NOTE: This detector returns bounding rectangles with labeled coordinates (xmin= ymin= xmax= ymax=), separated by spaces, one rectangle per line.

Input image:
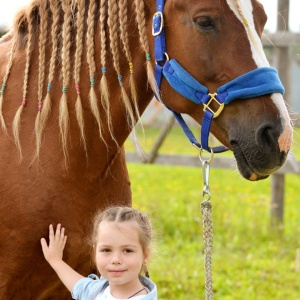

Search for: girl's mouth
xmin=109 ymin=270 xmax=126 ymax=276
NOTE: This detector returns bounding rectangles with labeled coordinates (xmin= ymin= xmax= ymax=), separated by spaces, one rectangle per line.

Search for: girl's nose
xmin=111 ymin=253 xmax=121 ymax=264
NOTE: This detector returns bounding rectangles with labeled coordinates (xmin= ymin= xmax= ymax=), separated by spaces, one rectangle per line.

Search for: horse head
xmin=150 ymin=0 xmax=293 ymax=180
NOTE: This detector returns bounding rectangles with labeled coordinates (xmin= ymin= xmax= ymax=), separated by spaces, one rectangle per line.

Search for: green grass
xmin=125 ymin=126 xmax=300 ymax=300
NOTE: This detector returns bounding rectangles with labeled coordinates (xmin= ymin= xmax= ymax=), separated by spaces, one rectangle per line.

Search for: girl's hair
xmin=91 ymin=206 xmax=152 ymax=252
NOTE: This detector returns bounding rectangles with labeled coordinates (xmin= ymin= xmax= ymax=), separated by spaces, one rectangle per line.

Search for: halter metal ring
xmin=192 ymin=144 xmax=214 ymax=163
xmin=199 ymin=147 xmax=214 ymax=163
xmin=155 ymin=52 xmax=169 ymax=65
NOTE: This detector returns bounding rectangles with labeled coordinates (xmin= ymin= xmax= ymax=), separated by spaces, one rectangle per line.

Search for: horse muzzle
xmin=230 ymin=119 xmax=290 ymax=181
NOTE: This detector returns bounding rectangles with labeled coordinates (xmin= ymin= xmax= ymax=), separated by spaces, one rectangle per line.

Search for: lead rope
xmin=199 ymin=151 xmax=214 ymax=300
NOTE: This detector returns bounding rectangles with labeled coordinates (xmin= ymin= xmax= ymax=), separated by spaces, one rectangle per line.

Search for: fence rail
xmin=262 ymin=32 xmax=300 ymax=46
xmin=126 ymin=153 xmax=300 ymax=175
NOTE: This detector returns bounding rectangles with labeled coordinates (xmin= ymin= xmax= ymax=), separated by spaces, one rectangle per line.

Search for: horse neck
xmin=0 ymin=0 xmax=156 ymax=168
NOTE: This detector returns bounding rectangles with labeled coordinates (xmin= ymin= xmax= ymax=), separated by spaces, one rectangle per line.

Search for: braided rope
xmin=201 ymin=199 xmax=213 ymax=300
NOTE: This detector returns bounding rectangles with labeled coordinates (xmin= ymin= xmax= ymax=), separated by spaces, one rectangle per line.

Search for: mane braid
xmin=108 ymin=0 xmax=135 ymax=132
xmin=74 ymin=0 xmax=87 ymax=153
xmin=118 ymin=0 xmax=144 ymax=153
xmin=134 ymin=0 xmax=160 ymax=101
xmin=87 ymin=0 xmax=105 ymax=144
xmin=59 ymin=0 xmax=72 ymax=166
xmin=12 ymin=8 xmax=36 ymax=160
xmin=118 ymin=0 xmax=140 ymax=121
xmin=0 ymin=37 xmax=17 ymax=132
xmin=34 ymin=0 xmax=61 ymax=160
xmin=99 ymin=0 xmax=116 ymax=145
xmin=34 ymin=1 xmax=48 ymax=161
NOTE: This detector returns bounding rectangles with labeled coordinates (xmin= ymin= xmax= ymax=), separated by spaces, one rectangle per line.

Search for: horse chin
xmin=231 ymin=142 xmax=284 ymax=181
xmin=237 ymin=160 xmax=270 ymax=182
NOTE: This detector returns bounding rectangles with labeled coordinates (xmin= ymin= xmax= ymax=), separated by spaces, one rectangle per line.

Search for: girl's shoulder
xmin=139 ymin=276 xmax=158 ymax=300
xmin=71 ymin=274 xmax=109 ymax=300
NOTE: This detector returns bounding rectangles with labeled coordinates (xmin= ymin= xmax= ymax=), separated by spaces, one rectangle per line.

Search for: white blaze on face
xmin=272 ymin=93 xmax=293 ymax=152
xmin=226 ymin=0 xmax=293 ymax=153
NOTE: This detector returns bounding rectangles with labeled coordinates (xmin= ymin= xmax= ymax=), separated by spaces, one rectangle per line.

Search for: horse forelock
xmin=226 ymin=0 xmax=269 ymax=68
xmin=0 ymin=0 xmax=157 ymax=163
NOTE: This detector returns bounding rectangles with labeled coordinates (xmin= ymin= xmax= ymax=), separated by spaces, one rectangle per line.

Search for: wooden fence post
xmin=270 ymin=0 xmax=291 ymax=227
xmin=270 ymin=174 xmax=285 ymax=227
xmin=275 ymin=0 xmax=292 ymax=107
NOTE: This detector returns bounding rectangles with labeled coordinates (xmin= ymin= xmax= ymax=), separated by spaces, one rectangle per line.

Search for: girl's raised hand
xmin=41 ymin=224 xmax=83 ymax=292
xmin=41 ymin=224 xmax=67 ymax=263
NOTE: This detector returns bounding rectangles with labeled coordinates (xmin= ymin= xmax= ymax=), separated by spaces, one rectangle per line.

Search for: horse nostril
xmin=255 ymin=123 xmax=278 ymax=152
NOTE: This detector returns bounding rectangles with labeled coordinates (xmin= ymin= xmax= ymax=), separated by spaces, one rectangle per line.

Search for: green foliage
xmin=126 ymin=127 xmax=300 ymax=299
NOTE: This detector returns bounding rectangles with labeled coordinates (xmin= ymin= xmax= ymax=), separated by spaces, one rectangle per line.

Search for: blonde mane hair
xmin=0 ymin=0 xmax=158 ymax=161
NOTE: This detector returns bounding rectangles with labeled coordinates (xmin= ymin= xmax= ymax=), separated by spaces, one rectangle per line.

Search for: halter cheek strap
xmin=152 ymin=0 xmax=285 ymax=153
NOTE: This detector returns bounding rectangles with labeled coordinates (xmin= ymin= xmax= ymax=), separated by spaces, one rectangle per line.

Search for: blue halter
xmin=152 ymin=0 xmax=285 ymax=153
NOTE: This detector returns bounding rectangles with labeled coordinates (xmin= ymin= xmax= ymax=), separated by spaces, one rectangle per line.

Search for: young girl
xmin=41 ymin=206 xmax=157 ymax=299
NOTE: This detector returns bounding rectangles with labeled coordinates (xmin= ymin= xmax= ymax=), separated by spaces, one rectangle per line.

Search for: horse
xmin=0 ymin=0 xmax=293 ymax=298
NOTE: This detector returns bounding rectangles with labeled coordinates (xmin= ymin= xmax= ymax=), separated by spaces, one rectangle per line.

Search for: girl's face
xmin=95 ymin=220 xmax=148 ymax=290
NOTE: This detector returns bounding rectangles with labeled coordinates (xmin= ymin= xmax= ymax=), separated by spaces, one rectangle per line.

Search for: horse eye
xmin=194 ymin=17 xmax=216 ymax=31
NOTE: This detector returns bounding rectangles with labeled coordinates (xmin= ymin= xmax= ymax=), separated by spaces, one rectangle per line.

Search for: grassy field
xmin=125 ymin=126 xmax=300 ymax=300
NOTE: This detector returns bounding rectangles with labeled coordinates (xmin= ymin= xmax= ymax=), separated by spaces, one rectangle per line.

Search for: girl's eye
xmin=194 ymin=17 xmax=216 ymax=31
xmin=124 ymin=249 xmax=133 ymax=253
xmin=100 ymin=248 xmax=111 ymax=253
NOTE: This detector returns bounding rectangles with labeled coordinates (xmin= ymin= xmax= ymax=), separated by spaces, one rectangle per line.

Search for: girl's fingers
xmin=56 ymin=224 xmax=66 ymax=241
xmin=40 ymin=238 xmax=48 ymax=254
xmin=49 ymin=224 xmax=54 ymax=239
xmin=55 ymin=223 xmax=61 ymax=236
xmin=63 ymin=235 xmax=67 ymax=248
xmin=40 ymin=237 xmax=47 ymax=247
xmin=60 ymin=227 xmax=65 ymax=240
xmin=45 ymin=224 xmax=67 ymax=246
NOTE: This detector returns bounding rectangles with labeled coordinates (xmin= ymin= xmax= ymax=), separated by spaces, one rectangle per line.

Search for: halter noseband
xmin=152 ymin=0 xmax=285 ymax=153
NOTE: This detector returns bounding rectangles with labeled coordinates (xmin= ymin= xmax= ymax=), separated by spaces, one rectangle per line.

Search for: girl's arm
xmin=41 ymin=224 xmax=84 ymax=292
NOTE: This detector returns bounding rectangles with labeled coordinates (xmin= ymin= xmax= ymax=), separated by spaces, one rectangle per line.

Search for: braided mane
xmin=0 ymin=0 xmax=157 ymax=162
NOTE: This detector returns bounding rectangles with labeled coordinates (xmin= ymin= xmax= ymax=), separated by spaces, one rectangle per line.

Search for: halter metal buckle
xmin=152 ymin=12 xmax=164 ymax=37
xmin=203 ymin=93 xmax=225 ymax=118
